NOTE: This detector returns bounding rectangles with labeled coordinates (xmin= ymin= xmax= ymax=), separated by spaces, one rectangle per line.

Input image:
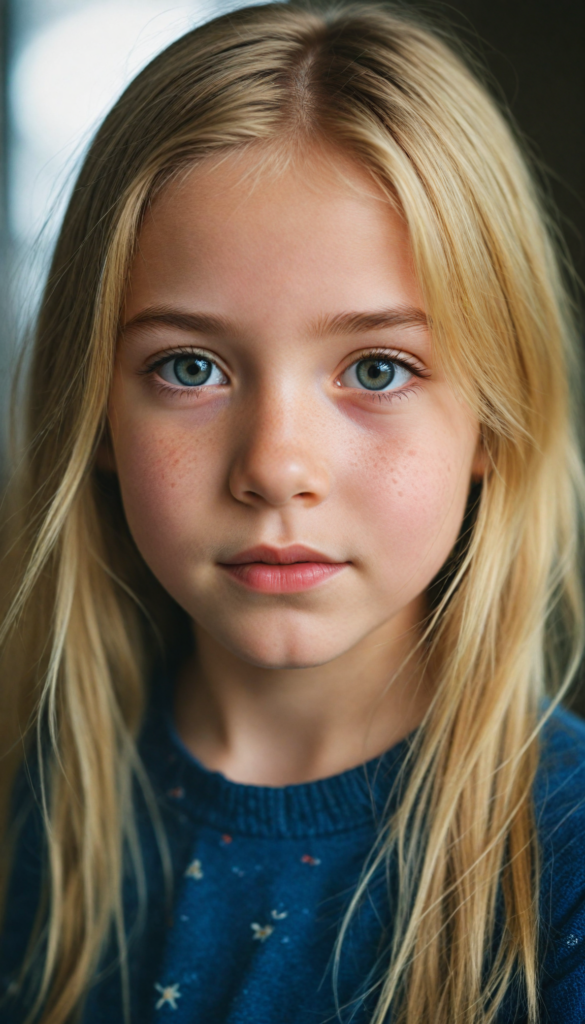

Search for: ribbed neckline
xmin=142 ymin=677 xmax=414 ymax=839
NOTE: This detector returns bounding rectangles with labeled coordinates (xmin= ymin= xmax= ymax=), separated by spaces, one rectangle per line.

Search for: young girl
xmin=1 ymin=2 xmax=584 ymax=1022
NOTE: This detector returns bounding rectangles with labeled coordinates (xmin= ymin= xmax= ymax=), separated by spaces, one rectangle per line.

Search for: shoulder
xmin=534 ymin=704 xmax=585 ymax=894
xmin=534 ymin=706 xmax=585 ymax=1017
xmin=535 ymin=704 xmax=585 ymax=848
xmin=0 ymin=767 xmax=46 ymax=1017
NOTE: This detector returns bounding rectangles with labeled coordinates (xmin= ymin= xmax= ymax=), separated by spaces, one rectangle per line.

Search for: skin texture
xmin=109 ymin=145 xmax=484 ymax=784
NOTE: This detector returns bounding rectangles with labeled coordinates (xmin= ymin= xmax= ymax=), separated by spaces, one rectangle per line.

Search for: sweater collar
xmin=141 ymin=675 xmax=413 ymax=839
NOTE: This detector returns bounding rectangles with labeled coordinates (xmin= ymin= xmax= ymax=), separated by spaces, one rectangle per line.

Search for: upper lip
xmin=220 ymin=545 xmax=342 ymax=565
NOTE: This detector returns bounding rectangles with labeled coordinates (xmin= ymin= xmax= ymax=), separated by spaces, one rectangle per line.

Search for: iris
xmin=173 ymin=356 xmax=213 ymax=387
xmin=355 ymin=358 xmax=396 ymax=391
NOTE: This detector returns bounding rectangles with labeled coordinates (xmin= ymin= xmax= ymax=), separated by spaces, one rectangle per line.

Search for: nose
xmin=228 ymin=392 xmax=331 ymax=509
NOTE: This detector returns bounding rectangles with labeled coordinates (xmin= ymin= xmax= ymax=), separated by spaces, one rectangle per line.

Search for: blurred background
xmin=0 ymin=0 xmax=268 ymax=415
xmin=0 ymin=0 xmax=583 ymax=693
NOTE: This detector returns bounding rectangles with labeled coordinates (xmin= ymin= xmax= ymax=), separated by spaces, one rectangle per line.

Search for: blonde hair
xmin=1 ymin=3 xmax=583 ymax=1022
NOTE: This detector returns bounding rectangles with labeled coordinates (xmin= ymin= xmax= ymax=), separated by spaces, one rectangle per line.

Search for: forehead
xmin=124 ymin=145 xmax=424 ymax=331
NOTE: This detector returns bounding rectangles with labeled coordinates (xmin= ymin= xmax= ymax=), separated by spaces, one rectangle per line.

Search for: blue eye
xmin=341 ymin=356 xmax=413 ymax=391
xmin=158 ymin=354 xmax=226 ymax=388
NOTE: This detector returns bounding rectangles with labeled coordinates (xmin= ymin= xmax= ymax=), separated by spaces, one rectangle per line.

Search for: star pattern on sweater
xmin=184 ymin=858 xmax=204 ymax=880
xmin=155 ymin=982 xmax=181 ymax=1009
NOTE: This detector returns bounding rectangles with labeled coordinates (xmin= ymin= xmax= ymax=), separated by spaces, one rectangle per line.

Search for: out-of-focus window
xmin=7 ymin=0 xmax=267 ymax=314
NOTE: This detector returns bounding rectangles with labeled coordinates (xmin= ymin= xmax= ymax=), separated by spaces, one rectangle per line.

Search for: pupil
xmin=356 ymin=358 xmax=395 ymax=391
xmin=174 ymin=356 xmax=212 ymax=386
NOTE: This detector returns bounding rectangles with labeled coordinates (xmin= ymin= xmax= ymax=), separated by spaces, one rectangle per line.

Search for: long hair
xmin=1 ymin=3 xmax=583 ymax=1022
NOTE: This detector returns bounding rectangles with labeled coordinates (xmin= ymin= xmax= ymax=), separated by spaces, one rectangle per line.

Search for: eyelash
xmin=141 ymin=346 xmax=429 ymax=401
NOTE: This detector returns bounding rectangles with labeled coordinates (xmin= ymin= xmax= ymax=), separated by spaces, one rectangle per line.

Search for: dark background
xmin=405 ymin=0 xmax=585 ymax=284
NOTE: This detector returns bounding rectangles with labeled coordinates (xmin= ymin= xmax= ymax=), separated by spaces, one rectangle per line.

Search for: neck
xmin=174 ymin=601 xmax=431 ymax=786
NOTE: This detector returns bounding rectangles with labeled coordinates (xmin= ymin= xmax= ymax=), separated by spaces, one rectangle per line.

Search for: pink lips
xmin=219 ymin=545 xmax=348 ymax=594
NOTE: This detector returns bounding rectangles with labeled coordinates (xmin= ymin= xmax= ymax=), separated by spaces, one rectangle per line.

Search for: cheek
xmin=112 ymin=412 xmax=223 ymax=563
xmin=346 ymin=428 xmax=472 ymax=590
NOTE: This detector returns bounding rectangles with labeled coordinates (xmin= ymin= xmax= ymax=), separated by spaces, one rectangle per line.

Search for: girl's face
xmin=110 ymin=147 xmax=483 ymax=668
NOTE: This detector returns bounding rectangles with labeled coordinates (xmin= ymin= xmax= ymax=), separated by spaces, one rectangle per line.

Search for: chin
xmin=229 ymin=640 xmax=345 ymax=671
xmin=212 ymin=621 xmax=353 ymax=671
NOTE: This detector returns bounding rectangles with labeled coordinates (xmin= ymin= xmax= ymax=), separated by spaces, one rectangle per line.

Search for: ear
xmin=95 ymin=423 xmax=117 ymax=474
xmin=471 ymin=431 xmax=488 ymax=483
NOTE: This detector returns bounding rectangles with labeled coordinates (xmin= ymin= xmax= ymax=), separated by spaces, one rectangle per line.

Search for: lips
xmin=221 ymin=544 xmax=337 ymax=566
xmin=219 ymin=545 xmax=348 ymax=594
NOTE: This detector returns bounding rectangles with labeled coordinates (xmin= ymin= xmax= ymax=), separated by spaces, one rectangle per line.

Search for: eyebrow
xmin=121 ymin=304 xmax=429 ymax=337
xmin=122 ymin=308 xmax=232 ymax=335
xmin=309 ymin=306 xmax=429 ymax=337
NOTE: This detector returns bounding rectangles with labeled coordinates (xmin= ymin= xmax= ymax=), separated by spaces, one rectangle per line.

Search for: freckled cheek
xmin=113 ymin=418 xmax=223 ymax=553
xmin=348 ymin=445 xmax=467 ymax=580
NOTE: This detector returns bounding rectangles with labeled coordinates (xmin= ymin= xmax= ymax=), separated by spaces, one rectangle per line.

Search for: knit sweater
xmin=2 ymin=690 xmax=585 ymax=1023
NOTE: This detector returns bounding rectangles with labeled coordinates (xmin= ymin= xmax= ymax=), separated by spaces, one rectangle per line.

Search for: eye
xmin=157 ymin=354 xmax=227 ymax=388
xmin=341 ymin=356 xmax=413 ymax=392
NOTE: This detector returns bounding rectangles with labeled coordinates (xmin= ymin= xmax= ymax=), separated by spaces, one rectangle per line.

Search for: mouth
xmin=218 ymin=544 xmax=349 ymax=594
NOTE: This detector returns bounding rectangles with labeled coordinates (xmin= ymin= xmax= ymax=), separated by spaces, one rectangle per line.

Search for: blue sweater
xmin=2 ymin=695 xmax=585 ymax=1023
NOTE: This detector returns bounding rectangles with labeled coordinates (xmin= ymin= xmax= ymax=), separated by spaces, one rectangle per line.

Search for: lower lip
xmin=220 ymin=562 xmax=347 ymax=594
